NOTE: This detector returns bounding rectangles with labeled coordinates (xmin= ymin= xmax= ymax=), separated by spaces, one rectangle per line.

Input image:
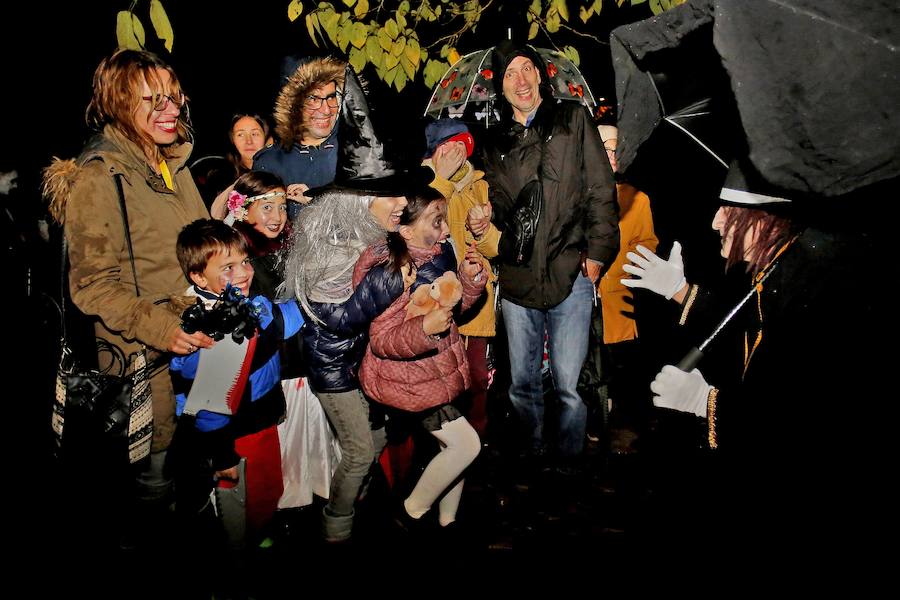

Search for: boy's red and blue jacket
xmin=170 ymin=287 xmax=304 ymax=470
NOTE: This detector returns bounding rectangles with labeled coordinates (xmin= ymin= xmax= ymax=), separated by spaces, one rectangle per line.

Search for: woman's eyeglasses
xmin=303 ymin=92 xmax=341 ymax=110
xmin=142 ymin=93 xmax=185 ymax=112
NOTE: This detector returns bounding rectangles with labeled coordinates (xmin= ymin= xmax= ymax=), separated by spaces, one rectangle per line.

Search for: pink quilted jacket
xmin=357 ymin=243 xmax=486 ymax=412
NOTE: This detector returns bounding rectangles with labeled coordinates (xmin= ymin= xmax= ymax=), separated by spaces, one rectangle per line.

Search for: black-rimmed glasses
xmin=142 ymin=93 xmax=185 ymax=112
xmin=303 ymin=92 xmax=341 ymax=110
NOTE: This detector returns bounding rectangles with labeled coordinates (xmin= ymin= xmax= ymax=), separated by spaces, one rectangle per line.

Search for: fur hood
xmin=274 ymin=57 xmax=347 ymax=149
xmin=42 ymin=125 xmax=193 ymax=224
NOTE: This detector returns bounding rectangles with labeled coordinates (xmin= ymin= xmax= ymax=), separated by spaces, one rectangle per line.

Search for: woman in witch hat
xmin=283 ymin=65 xmax=433 ymax=543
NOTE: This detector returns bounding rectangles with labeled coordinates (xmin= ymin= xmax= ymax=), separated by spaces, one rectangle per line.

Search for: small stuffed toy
xmin=404 ymin=271 xmax=463 ymax=321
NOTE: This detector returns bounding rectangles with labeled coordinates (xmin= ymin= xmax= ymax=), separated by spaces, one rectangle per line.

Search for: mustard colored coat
xmin=599 ymin=183 xmax=658 ymax=344
xmin=428 ymin=160 xmax=500 ymax=338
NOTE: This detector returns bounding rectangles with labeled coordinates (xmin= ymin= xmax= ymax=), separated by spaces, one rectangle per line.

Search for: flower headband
xmin=225 ymin=189 xmax=286 ymax=224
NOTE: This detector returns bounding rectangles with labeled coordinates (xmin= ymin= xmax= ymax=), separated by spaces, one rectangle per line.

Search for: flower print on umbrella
xmin=425 ymin=45 xmax=596 ymax=124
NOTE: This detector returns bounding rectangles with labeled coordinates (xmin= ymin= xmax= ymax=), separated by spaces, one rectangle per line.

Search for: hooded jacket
xmin=482 ymin=99 xmax=619 ymax=309
xmin=253 ymin=57 xmax=346 ymax=188
xmin=43 ymin=125 xmax=209 ymax=450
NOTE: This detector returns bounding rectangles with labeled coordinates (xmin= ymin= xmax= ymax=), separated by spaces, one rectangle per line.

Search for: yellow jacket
xmin=599 ymin=183 xmax=658 ymax=344
xmin=427 ymin=160 xmax=500 ymax=337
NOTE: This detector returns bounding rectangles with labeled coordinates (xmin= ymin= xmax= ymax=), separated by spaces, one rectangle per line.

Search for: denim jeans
xmin=315 ymin=388 xmax=386 ymax=516
xmin=501 ymin=275 xmax=593 ymax=456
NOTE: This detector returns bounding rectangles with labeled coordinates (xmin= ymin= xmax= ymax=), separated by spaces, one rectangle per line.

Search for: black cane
xmin=675 ymin=263 xmax=778 ymax=371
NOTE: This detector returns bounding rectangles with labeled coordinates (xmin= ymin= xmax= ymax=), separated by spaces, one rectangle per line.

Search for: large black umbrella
xmin=612 ymin=0 xmax=900 ymax=200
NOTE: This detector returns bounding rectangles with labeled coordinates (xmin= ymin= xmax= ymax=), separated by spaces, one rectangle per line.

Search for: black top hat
xmin=308 ymin=66 xmax=434 ymax=197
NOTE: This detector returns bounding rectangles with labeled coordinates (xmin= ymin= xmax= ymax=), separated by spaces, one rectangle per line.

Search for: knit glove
xmin=621 ymin=241 xmax=687 ymax=300
xmin=650 ymin=365 xmax=711 ymax=418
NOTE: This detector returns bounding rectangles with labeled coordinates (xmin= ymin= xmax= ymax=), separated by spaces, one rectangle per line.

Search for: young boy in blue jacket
xmin=168 ymin=219 xmax=304 ymax=545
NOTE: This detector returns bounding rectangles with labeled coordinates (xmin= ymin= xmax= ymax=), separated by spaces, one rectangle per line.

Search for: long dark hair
xmin=384 ymin=186 xmax=444 ymax=272
xmin=226 ymin=113 xmax=270 ymax=176
xmin=721 ymin=205 xmax=800 ymax=274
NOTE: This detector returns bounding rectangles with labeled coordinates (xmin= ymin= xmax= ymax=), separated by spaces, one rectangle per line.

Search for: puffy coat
xmin=358 ymin=242 xmax=486 ymax=412
xmin=301 ymin=260 xmax=404 ymax=394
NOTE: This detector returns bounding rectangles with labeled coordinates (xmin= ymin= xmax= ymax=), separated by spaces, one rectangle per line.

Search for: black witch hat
xmin=308 ymin=66 xmax=434 ymax=197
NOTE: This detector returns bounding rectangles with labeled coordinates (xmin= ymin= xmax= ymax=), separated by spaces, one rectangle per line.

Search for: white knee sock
xmin=404 ymin=417 xmax=481 ymax=524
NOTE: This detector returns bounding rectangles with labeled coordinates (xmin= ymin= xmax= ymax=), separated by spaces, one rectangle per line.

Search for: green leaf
xmin=528 ymin=21 xmax=539 ymax=40
xmin=306 ymin=13 xmax=321 ymax=46
xmin=650 ymin=0 xmax=662 ymax=14
xmin=385 ymin=18 xmax=399 ymax=39
xmin=631 ymin=0 xmax=648 ymax=5
xmin=116 ymin=11 xmax=145 ymax=50
xmin=366 ymin=34 xmax=383 ymax=66
xmin=397 ymin=13 xmax=407 ymax=29
xmin=323 ymin=11 xmax=341 ymax=45
xmin=383 ymin=65 xmax=399 ymax=85
xmin=394 ymin=66 xmax=408 ymax=92
xmin=341 ymin=0 xmax=356 ymax=7
xmin=546 ymin=11 xmax=560 ymax=33
xmin=287 ymin=0 xmax=304 ymax=22
xmin=391 ymin=35 xmax=406 ymax=56
xmin=404 ymin=38 xmax=420 ymax=68
xmin=149 ymin=1 xmax=174 ymax=52
xmin=593 ymin=0 xmax=603 ymax=12
xmin=377 ymin=27 xmax=392 ymax=50
xmin=350 ymin=21 xmax=368 ymax=48
xmin=337 ymin=19 xmax=353 ymax=52
xmin=579 ymin=6 xmax=591 ymax=23
xmin=528 ymin=0 xmax=542 ymax=17
xmin=349 ymin=46 xmax=367 ymax=72
xmin=397 ymin=0 xmax=410 ymax=16
xmin=563 ymin=45 xmax=580 ymax=66
xmin=434 ymin=4 xmax=441 ymax=17
xmin=400 ymin=54 xmax=416 ymax=80
xmin=354 ymin=0 xmax=369 ymax=18
xmin=439 ymin=43 xmax=449 ymax=58
xmin=555 ymin=0 xmax=569 ymax=22
xmin=384 ymin=51 xmax=400 ymax=70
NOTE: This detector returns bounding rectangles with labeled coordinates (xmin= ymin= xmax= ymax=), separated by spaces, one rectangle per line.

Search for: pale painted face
xmin=191 ymin=247 xmax=254 ymax=296
xmin=402 ymin=200 xmax=449 ymax=249
xmin=134 ymin=68 xmax=182 ymax=147
xmin=245 ymin=188 xmax=287 ymax=239
xmin=502 ymin=56 xmax=542 ymax=123
xmin=302 ymin=81 xmax=339 ymax=144
xmin=232 ymin=117 xmax=266 ymax=168
xmin=712 ymin=206 xmax=759 ymax=261
xmin=368 ymin=195 xmax=409 ymax=232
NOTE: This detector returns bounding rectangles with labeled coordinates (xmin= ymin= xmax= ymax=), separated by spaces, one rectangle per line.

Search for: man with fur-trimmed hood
xmin=254 ymin=56 xmax=346 ymax=212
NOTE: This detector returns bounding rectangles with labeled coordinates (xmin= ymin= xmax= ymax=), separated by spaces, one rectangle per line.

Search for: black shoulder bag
xmin=52 ymin=174 xmax=160 ymax=466
xmin=499 ymin=132 xmax=547 ymax=266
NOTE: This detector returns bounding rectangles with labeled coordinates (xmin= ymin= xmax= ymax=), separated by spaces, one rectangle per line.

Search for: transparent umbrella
xmin=424 ymin=46 xmax=597 ymax=126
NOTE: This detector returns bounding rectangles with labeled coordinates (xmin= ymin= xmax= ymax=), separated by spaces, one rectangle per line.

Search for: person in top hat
xmin=423 ymin=118 xmax=500 ymax=439
xmin=621 ymin=157 xmax=890 ymax=549
xmin=282 ymin=64 xmax=432 ymax=543
xmin=481 ymin=40 xmax=619 ymax=470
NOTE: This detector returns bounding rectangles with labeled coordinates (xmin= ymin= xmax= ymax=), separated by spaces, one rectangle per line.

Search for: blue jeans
xmin=502 ymin=275 xmax=594 ymax=456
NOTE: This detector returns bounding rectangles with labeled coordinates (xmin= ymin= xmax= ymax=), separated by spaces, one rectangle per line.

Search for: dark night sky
xmin=4 ymin=1 xmax=655 ymax=195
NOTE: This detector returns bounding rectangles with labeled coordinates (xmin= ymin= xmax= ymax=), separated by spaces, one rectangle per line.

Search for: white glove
xmin=621 ymin=241 xmax=687 ymax=300
xmin=650 ymin=365 xmax=711 ymax=418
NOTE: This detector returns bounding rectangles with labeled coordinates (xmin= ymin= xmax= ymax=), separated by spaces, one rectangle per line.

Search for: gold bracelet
xmin=679 ymin=284 xmax=700 ymax=326
xmin=707 ymin=387 xmax=719 ymax=449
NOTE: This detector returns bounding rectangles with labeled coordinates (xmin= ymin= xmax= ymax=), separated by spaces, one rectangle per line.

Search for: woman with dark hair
xmin=43 ymin=48 xmax=212 ymax=551
xmin=356 ymin=186 xmax=485 ymax=532
xmin=227 ymin=113 xmax=271 ymax=177
xmin=209 ymin=114 xmax=273 ymax=219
